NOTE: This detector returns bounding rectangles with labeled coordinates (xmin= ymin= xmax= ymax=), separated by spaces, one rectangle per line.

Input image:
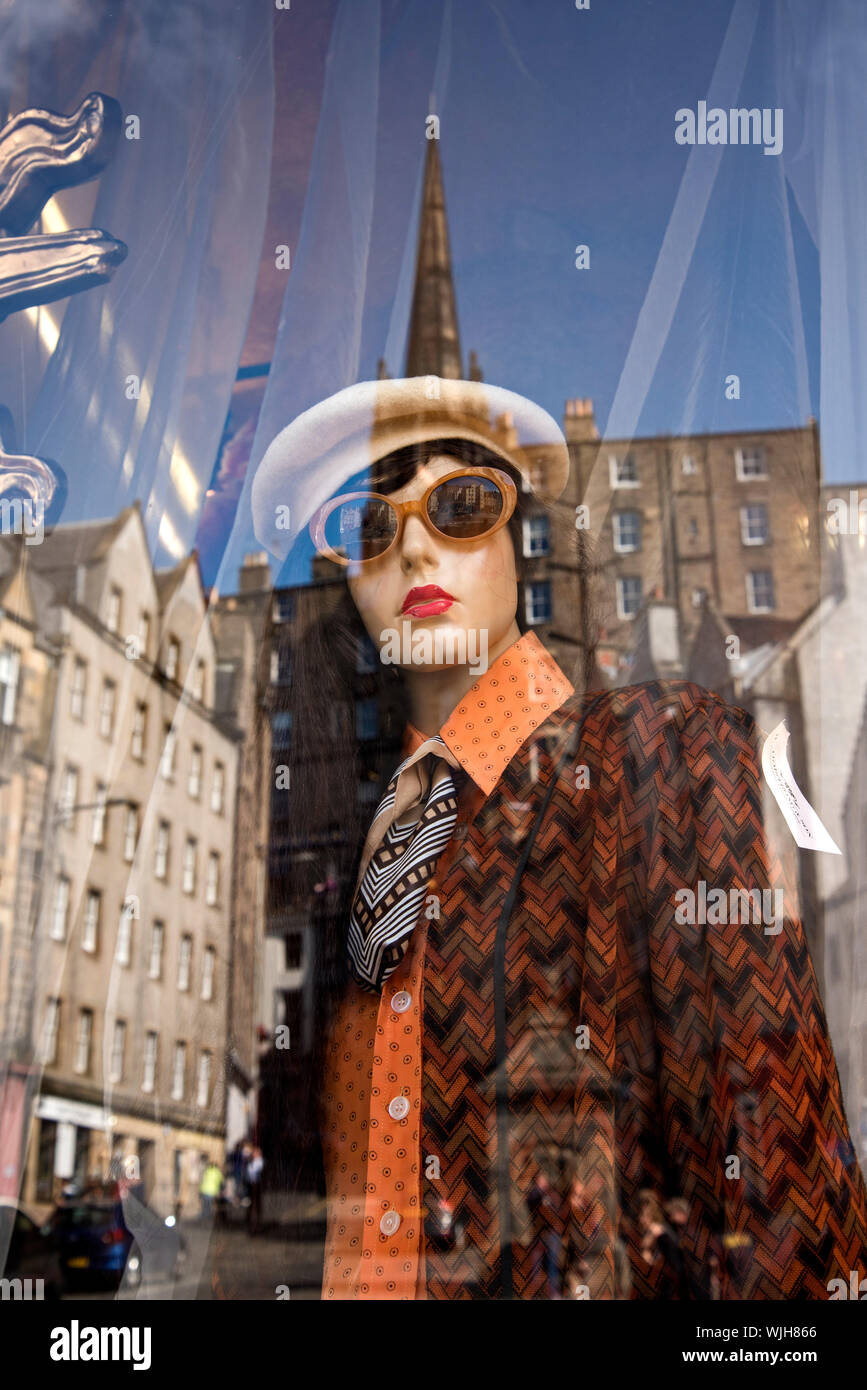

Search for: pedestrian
xmin=636 ymin=1188 xmax=683 ymax=1298
xmin=531 ymin=1176 xmax=563 ymax=1300
xmin=254 ymin=374 xmax=867 ymax=1299
xmin=246 ymin=1147 xmax=264 ymax=1234
xmin=199 ymin=1159 xmax=223 ymax=1222
xmin=237 ymin=1141 xmax=252 ymax=1206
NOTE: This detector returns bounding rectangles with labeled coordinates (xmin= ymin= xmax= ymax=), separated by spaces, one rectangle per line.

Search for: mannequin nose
xmin=398 ymin=512 xmax=438 ymax=571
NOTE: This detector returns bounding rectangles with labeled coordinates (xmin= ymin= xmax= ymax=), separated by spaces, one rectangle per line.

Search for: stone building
xmin=567 ymin=416 xmax=822 ymax=686
xmin=0 ymin=539 xmax=57 ymax=1198
xmin=254 ymin=562 xmax=351 ymax=1186
xmin=3 ymin=505 xmax=240 ymax=1218
xmin=210 ymin=552 xmax=272 ymax=1154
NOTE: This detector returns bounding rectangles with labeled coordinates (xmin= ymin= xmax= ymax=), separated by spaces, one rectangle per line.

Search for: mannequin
xmin=255 ymin=378 xmax=867 ymax=1301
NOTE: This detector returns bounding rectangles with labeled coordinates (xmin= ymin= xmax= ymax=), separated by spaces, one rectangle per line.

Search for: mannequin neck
xmin=403 ymin=619 xmax=521 ymax=736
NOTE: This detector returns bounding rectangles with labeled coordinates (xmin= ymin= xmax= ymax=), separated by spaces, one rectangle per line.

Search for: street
xmin=62 ymin=1218 xmax=324 ymax=1302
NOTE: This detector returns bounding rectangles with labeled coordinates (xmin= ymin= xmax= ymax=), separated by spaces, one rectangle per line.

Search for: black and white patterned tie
xmin=348 ymin=735 xmax=459 ymax=993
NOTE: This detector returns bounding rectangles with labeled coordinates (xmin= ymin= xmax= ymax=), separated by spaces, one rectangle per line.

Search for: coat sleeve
xmin=642 ymin=685 xmax=867 ymax=1299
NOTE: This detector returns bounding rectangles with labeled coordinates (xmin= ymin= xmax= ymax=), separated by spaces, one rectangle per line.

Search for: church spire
xmin=404 ymin=139 xmax=463 ymax=380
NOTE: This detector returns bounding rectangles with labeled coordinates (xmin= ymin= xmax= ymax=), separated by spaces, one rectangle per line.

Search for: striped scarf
xmin=348 ymin=735 xmax=459 ymax=993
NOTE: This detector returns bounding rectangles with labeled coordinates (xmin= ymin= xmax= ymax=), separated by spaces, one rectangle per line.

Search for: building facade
xmin=211 ymin=552 xmax=272 ymax=1155
xmin=0 ymin=541 xmax=57 ymax=1198
xmin=4 ymin=507 xmax=241 ymax=1218
xmin=566 ymin=414 xmax=821 ymax=685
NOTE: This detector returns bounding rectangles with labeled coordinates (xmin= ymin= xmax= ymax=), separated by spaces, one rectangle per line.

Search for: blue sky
xmin=206 ymin=0 xmax=848 ymax=588
xmin=358 ymin=0 xmax=818 ymax=437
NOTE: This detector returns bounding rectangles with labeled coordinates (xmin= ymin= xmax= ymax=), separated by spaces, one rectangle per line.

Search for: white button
xmin=379 ymin=1210 xmax=401 ymax=1237
xmin=388 ymin=1095 xmax=410 ymax=1121
xmin=391 ymin=991 xmax=412 ymax=1014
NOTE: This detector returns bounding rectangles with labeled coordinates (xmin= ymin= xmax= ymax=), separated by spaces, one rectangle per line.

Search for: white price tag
xmin=761 ymin=722 xmax=841 ymax=855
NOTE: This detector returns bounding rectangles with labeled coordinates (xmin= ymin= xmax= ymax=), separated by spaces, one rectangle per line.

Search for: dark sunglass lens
xmin=427 ymin=475 xmax=503 ymax=539
xmin=323 ymin=497 xmax=397 ymax=561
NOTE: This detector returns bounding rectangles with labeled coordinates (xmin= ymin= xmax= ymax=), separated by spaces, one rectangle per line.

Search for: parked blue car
xmin=51 ymin=1198 xmax=136 ymax=1289
xmin=50 ymin=1189 xmax=186 ymax=1292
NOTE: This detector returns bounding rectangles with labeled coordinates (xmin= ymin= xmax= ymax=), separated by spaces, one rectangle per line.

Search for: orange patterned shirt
xmin=321 ymin=631 xmax=575 ymax=1299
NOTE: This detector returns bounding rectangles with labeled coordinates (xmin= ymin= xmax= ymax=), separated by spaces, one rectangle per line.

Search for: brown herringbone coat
xmin=420 ymin=680 xmax=867 ymax=1299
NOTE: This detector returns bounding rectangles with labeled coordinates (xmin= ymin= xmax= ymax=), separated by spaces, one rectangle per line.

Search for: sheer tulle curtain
xmin=0 ymin=0 xmax=274 ymax=565
xmin=778 ymin=0 xmax=867 ymax=1140
xmin=591 ymin=0 xmax=867 ymax=1135
xmin=215 ymin=0 xmax=384 ymax=594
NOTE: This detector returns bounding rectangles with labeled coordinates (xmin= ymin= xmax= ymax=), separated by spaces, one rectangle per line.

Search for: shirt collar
xmin=403 ymin=630 xmax=575 ymax=795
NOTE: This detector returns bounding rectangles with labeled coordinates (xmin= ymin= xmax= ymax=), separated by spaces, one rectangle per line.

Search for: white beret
xmin=251 ymin=376 xmax=570 ymax=562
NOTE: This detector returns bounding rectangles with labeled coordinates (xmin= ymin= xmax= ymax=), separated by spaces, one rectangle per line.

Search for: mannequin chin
xmin=346 ymin=455 xmax=522 ymax=735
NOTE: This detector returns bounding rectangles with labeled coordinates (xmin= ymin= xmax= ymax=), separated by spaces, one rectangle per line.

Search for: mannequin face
xmin=346 ymin=455 xmax=520 ymax=680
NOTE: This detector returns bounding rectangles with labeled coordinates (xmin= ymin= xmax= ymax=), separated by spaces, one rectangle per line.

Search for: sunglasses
xmin=309 ymin=466 xmax=518 ymax=567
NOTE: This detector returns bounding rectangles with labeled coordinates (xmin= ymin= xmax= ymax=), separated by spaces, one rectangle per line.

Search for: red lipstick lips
xmin=400 ymin=585 xmax=456 ymax=618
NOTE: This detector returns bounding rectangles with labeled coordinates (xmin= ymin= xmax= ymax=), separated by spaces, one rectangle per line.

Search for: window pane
xmin=355 ymin=637 xmax=378 ymax=674
xmin=617 ymin=577 xmax=643 ymax=618
xmin=737 ymin=446 xmax=767 ymax=479
xmin=149 ymin=922 xmax=164 ymax=979
xmin=155 ymin=821 xmax=170 ymax=879
xmin=271 ymin=711 xmax=293 ymax=748
xmin=82 ymin=891 xmax=100 ymax=952
xmin=614 ymin=512 xmax=641 ymax=552
xmin=132 ymin=704 xmax=147 ymax=759
xmin=522 ymin=515 xmax=550 ymax=557
xmin=197 ymin=1051 xmax=211 ymax=1107
xmin=91 ymin=784 xmax=107 ymax=845
xmin=74 ymin=1010 xmax=92 ymax=1074
xmin=183 ymin=839 xmax=197 ymax=894
xmin=172 ymin=1042 xmax=186 ymax=1100
xmin=51 ymin=877 xmax=70 ymax=941
xmin=273 ymin=593 xmax=294 ymax=624
xmin=741 ymin=503 xmax=769 ymax=544
xmin=0 ymin=647 xmax=20 ymax=725
xmin=110 ymin=1021 xmax=126 ymax=1083
xmin=99 ymin=681 xmax=116 ymax=738
xmin=70 ymin=659 xmax=87 ymax=719
xmin=525 ymin=580 xmax=552 ymax=625
xmin=59 ymin=767 xmax=79 ymax=825
xmin=41 ymin=998 xmax=61 ymax=1066
xmin=143 ymin=1032 xmax=157 ymax=1091
xmin=610 ymin=454 xmax=638 ymax=486
xmin=161 ymin=725 xmax=176 ymax=779
xmin=201 ymin=947 xmax=216 ymax=1001
xmin=123 ymin=807 xmax=138 ymax=862
xmin=178 ymin=936 xmax=192 ymax=991
xmin=106 ymin=587 xmax=122 ymax=634
xmin=206 ymin=853 xmax=219 ymax=906
xmin=748 ymin=569 xmax=776 ymax=612
xmin=355 ymin=699 xmax=378 ymax=741
xmin=189 ymin=745 xmax=202 ymax=797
